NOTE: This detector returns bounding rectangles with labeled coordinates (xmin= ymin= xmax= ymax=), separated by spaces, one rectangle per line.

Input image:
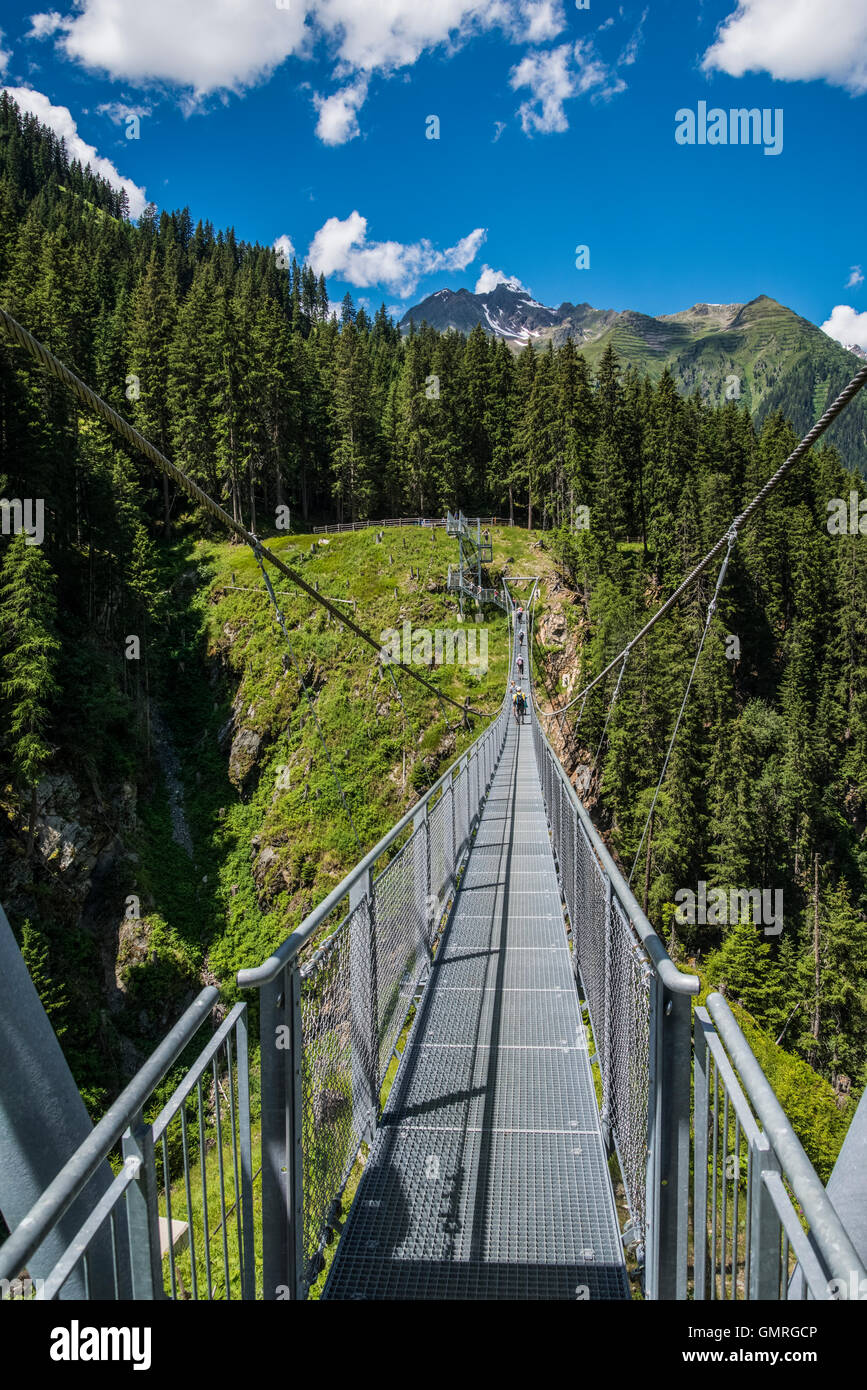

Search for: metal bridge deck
xmin=324 ymin=684 xmax=629 ymax=1300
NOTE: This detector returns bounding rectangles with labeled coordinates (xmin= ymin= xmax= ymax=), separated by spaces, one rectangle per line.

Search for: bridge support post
xmin=122 ymin=1111 xmax=163 ymax=1299
xmin=749 ymin=1139 xmax=782 ymax=1299
xmin=692 ymin=1010 xmax=711 ymax=1299
xmin=648 ymin=979 xmax=692 ymax=1299
xmin=260 ymin=962 xmax=305 ymax=1300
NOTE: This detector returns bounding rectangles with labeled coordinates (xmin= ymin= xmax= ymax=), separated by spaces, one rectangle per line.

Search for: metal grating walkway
xmin=323 ymin=658 xmax=629 ymax=1300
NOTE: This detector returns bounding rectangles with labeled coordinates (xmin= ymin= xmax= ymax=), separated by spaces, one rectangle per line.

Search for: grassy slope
xmin=143 ymin=523 xmax=553 ymax=999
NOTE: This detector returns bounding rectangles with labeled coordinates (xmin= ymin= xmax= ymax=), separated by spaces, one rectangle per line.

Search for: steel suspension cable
xmin=0 ymin=305 xmax=492 ymax=721
xmin=252 ymin=543 xmax=362 ymax=853
xmin=627 ymin=530 xmax=737 ymax=886
xmin=589 ymin=646 xmax=632 ymax=779
xmin=546 ymin=362 xmax=867 ymax=721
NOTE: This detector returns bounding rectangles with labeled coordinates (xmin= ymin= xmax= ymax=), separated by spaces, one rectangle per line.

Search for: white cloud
xmin=2 ymin=85 xmax=147 ymax=215
xmin=821 ymin=304 xmax=867 ymax=351
xmin=0 ymin=30 xmax=11 ymax=76
xmin=492 ymin=119 xmax=506 ymax=140
xmin=27 ymin=0 xmax=309 ymax=105
xmin=511 ymin=43 xmax=574 ymax=132
xmin=510 ymin=38 xmax=622 ymax=133
xmin=27 ymin=11 xmax=64 ymax=39
xmin=306 ymin=210 xmax=486 ymax=297
xmin=846 ymin=265 xmax=865 ymax=289
xmin=618 ymin=7 xmax=648 ymax=66
xmin=474 ymin=265 xmax=527 ymax=293
xmin=516 ymin=1 xmax=567 ymax=44
xmin=273 ymin=233 xmax=295 ymax=265
xmin=23 ymin=1 xmax=569 ymax=118
xmin=312 ymin=75 xmax=368 ymax=146
xmin=24 ymin=2 xmax=552 ymax=103
xmin=22 ymin=0 xmax=620 ymax=141
xmin=310 ymin=0 xmax=516 ymax=72
xmin=702 ymin=0 xmax=867 ymax=95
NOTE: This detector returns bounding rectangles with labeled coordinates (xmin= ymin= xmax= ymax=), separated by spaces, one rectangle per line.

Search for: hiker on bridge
xmin=517 ymin=653 xmax=524 ymax=676
xmin=518 ymin=629 xmax=524 ymax=647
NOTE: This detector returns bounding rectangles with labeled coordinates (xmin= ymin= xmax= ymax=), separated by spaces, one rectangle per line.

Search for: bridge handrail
xmin=531 ymin=685 xmax=698 ymax=997
xmin=237 ymin=693 xmax=508 ymax=989
xmin=0 ymin=988 xmax=218 ymax=1289
xmin=701 ymin=992 xmax=866 ymax=1296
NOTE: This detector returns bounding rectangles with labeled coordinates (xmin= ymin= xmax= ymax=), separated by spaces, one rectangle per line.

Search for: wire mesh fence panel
xmin=606 ymin=899 xmax=653 ymax=1236
xmin=372 ymin=826 xmax=428 ymax=1081
xmin=552 ymin=763 xmax=562 ymax=851
xmin=453 ymin=765 xmax=468 ymax=864
xmin=560 ymin=794 xmax=577 ymax=932
xmin=299 ymin=911 xmax=363 ymax=1283
xmin=574 ymin=836 xmax=608 ymax=1068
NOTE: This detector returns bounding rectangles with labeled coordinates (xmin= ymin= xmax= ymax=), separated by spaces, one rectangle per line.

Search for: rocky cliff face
xmin=0 ymin=699 xmax=209 ymax=1094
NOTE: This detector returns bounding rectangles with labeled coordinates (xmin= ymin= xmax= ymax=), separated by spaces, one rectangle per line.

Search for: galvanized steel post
xmin=653 ymin=981 xmax=692 ymax=1299
xmin=122 ymin=1112 xmax=162 ymax=1299
xmin=259 ymin=965 xmax=292 ymax=1299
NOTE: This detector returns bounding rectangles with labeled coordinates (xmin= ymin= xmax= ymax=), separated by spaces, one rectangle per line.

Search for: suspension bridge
xmin=0 ymin=306 xmax=866 ymax=1302
xmin=322 ymin=603 xmax=627 ymax=1300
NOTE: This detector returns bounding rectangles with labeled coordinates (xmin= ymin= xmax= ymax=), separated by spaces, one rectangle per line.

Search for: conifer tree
xmin=0 ymin=534 xmax=60 ymax=856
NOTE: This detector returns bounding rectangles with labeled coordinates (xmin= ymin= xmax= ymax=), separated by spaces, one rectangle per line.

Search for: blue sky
xmin=1 ymin=0 xmax=866 ymax=343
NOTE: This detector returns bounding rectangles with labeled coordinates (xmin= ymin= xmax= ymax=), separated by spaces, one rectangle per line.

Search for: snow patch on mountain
xmin=474 ymin=265 xmax=527 ymax=295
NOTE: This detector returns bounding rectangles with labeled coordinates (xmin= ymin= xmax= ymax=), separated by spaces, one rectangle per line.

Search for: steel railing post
xmin=235 ymin=1008 xmax=256 ymax=1300
xmin=693 ymin=1009 xmax=711 ymax=1300
xmin=645 ymin=976 xmax=662 ymax=1300
xmin=122 ymin=1111 xmax=162 ymax=1300
xmin=286 ymin=961 xmax=305 ymax=1299
xmin=749 ymin=1139 xmax=782 ymax=1299
xmin=653 ymin=981 xmax=693 ymax=1299
xmin=260 ymin=966 xmax=292 ymax=1299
